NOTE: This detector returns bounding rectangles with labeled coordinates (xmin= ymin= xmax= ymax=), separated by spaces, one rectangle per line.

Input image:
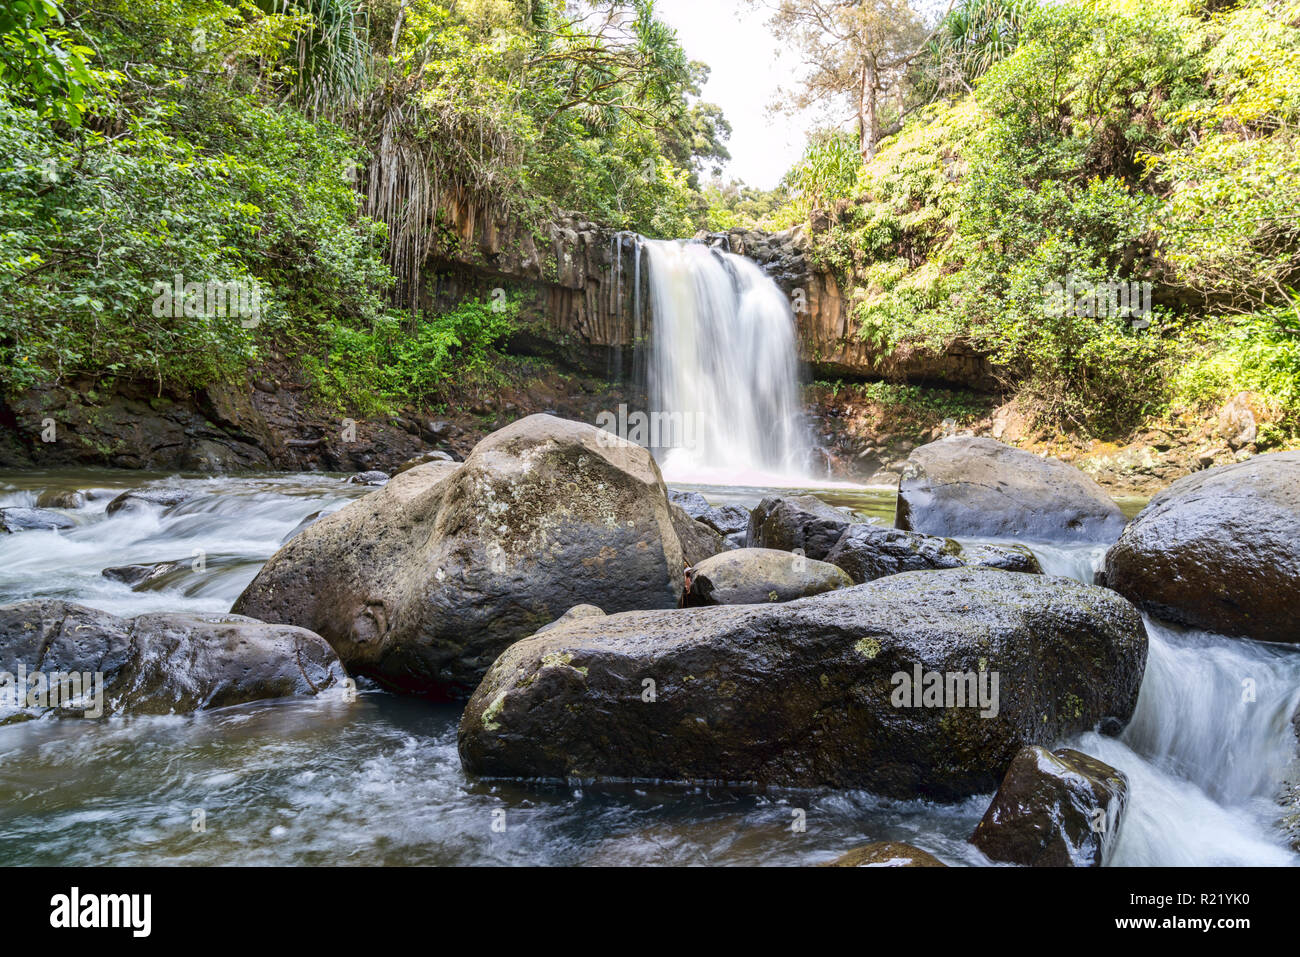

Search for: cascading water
xmin=642 ymin=239 xmax=810 ymax=485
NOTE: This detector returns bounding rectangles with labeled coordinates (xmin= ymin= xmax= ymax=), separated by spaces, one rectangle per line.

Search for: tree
xmin=750 ymin=0 xmax=956 ymax=160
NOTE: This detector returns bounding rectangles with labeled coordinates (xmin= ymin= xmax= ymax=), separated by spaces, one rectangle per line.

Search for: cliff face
xmin=420 ymin=198 xmax=995 ymax=390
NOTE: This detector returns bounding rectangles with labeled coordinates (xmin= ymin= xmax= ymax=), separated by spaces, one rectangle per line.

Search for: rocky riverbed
xmin=0 ymin=417 xmax=1297 ymax=866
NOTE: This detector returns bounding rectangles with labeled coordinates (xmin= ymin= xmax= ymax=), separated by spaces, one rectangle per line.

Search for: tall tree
xmin=750 ymin=0 xmax=955 ymax=160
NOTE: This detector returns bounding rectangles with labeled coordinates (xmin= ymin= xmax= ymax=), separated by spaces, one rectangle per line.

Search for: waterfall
xmin=1020 ymin=540 xmax=1300 ymax=866
xmin=642 ymin=239 xmax=810 ymax=485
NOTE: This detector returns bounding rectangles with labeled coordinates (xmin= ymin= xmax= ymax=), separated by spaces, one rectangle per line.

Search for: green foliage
xmin=0 ymin=0 xmax=98 ymax=126
xmin=798 ymin=0 xmax=1300 ymax=437
xmin=779 ymin=129 xmax=863 ymax=225
xmin=304 ymin=295 xmax=520 ymax=414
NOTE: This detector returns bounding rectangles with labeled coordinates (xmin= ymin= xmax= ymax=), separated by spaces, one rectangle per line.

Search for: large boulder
xmin=0 ymin=507 xmax=75 ymax=533
xmin=897 ymin=437 xmax=1126 ymax=544
xmin=822 ymin=842 xmax=946 ymax=867
xmin=746 ymin=495 xmax=860 ymax=560
xmin=1103 ymin=451 xmax=1300 ymax=644
xmin=825 ymin=524 xmax=1041 ymax=585
xmin=971 ymin=746 xmax=1129 ymax=867
xmin=0 ymin=599 xmax=345 ymax=721
xmin=233 ymin=415 xmax=684 ymax=698
xmin=685 ymin=548 xmax=852 ymax=606
xmin=459 ymin=568 xmax=1147 ymax=799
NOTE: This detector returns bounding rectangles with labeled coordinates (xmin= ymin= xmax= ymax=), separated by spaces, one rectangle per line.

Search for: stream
xmin=1 ymin=469 xmax=1296 ymax=866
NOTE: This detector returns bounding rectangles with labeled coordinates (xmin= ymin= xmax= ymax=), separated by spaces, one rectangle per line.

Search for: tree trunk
xmin=859 ymin=53 xmax=879 ymax=162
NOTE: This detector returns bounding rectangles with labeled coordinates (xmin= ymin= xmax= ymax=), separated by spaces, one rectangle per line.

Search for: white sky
xmin=654 ymin=0 xmax=820 ymax=190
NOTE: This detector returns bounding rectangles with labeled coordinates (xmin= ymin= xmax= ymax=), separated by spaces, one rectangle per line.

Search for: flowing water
xmin=644 ymin=240 xmax=812 ymax=487
xmin=1 ymin=470 xmax=1297 ymax=865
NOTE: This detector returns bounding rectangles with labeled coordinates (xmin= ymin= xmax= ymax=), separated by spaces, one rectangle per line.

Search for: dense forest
xmin=1 ymin=0 xmax=1297 ymax=445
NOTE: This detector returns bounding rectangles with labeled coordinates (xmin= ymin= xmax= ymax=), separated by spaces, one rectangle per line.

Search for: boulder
xmin=670 ymin=504 xmax=727 ymax=567
xmin=685 ymin=548 xmax=852 ymax=606
xmin=825 ymin=524 xmax=1040 ymax=585
xmin=746 ymin=495 xmax=860 ymax=560
xmin=233 ymin=415 xmax=684 ymax=698
xmin=35 ymin=489 xmax=85 ymax=509
xmin=897 ymin=437 xmax=1126 ymax=544
xmin=971 ymin=746 xmax=1129 ymax=867
xmin=102 ymin=561 xmax=186 ymax=589
xmin=0 ymin=507 xmax=75 ymax=533
xmin=1103 ymin=451 xmax=1300 ymax=643
xmin=105 ymin=487 xmax=193 ymax=516
xmin=822 ymin=842 xmax=946 ymax=867
xmin=0 ymin=599 xmax=346 ymax=721
xmin=346 ymin=470 xmax=390 ymax=486
xmin=459 ymin=568 xmax=1147 ymax=799
xmin=668 ymin=490 xmax=748 ymax=547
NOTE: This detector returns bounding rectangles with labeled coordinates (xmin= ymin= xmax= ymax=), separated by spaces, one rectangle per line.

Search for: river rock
xmin=669 ymin=490 xmax=748 ymax=546
xmin=35 ymin=489 xmax=85 ymax=509
xmin=105 ymin=487 xmax=193 ymax=515
xmin=0 ymin=599 xmax=346 ymax=721
xmin=233 ymin=415 xmax=684 ymax=698
xmin=971 ymin=746 xmax=1129 ymax=867
xmin=822 ymin=842 xmax=946 ymax=867
xmin=1103 ymin=451 xmax=1300 ymax=643
xmin=746 ymin=495 xmax=860 ymax=560
xmin=0 ymin=507 xmax=75 ymax=533
xmin=670 ymin=504 xmax=727 ymax=567
xmin=897 ymin=437 xmax=1126 ymax=544
xmin=346 ymin=470 xmax=390 ymax=486
xmin=825 ymin=524 xmax=1040 ymax=584
xmin=459 ymin=568 xmax=1147 ymax=798
xmin=685 ymin=548 xmax=852 ymax=606
xmin=102 ymin=561 xmax=186 ymax=589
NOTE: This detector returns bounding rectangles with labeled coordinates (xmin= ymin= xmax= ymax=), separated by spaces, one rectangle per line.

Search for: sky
xmin=653 ymin=0 xmax=821 ymax=190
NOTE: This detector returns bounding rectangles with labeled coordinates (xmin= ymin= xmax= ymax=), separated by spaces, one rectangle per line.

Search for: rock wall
xmin=421 ymin=199 xmax=996 ymax=390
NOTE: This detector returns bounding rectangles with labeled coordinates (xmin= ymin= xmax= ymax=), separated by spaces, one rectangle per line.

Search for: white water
xmin=644 ymin=240 xmax=811 ymax=486
xmin=991 ymin=539 xmax=1300 ymax=866
xmin=2 ymin=473 xmax=1298 ymax=865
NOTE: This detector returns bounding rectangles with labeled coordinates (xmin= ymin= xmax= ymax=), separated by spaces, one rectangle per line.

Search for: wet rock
xmin=971 ymin=746 xmax=1128 ymax=867
xmin=459 ymin=568 xmax=1147 ymax=799
xmin=35 ymin=489 xmax=85 ymax=509
xmin=897 ymin=437 xmax=1126 ymax=544
xmin=685 ymin=548 xmax=852 ymax=606
xmin=102 ymin=561 xmax=186 ymax=589
xmin=822 ymin=842 xmax=946 ymax=867
xmin=746 ymin=495 xmax=861 ymax=560
xmin=233 ymin=415 xmax=684 ymax=698
xmin=825 ymin=524 xmax=1041 ymax=584
xmin=105 ymin=487 xmax=193 ymax=516
xmin=668 ymin=490 xmax=748 ymax=546
xmin=347 ymin=470 xmax=390 ymax=486
xmin=670 ymin=505 xmax=727 ymax=567
xmin=1103 ymin=451 xmax=1300 ymax=644
xmin=0 ymin=599 xmax=346 ymax=721
xmin=0 ymin=507 xmax=75 ymax=533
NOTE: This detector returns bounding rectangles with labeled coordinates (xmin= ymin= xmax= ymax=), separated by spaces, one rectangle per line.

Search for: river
xmin=1 ymin=469 xmax=1295 ymax=866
